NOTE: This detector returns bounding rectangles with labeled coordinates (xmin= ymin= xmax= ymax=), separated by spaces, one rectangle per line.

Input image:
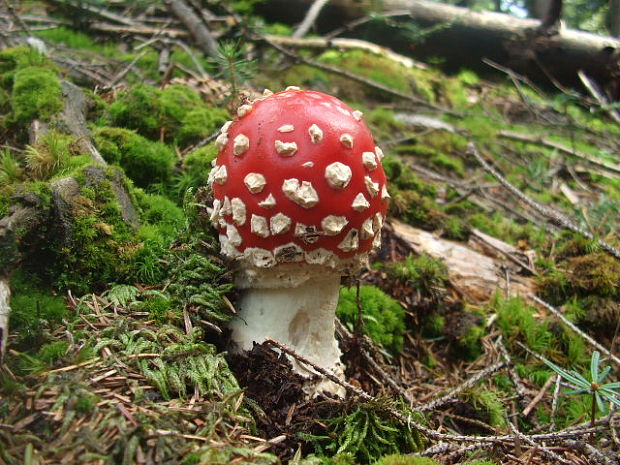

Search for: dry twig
xmin=292 ymin=0 xmax=330 ymax=38
xmin=529 ymin=294 xmax=620 ymax=366
xmin=467 ymin=142 xmax=620 ymax=260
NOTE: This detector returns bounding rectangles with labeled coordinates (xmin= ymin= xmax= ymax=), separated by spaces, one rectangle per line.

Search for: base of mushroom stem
xmin=228 ymin=263 xmax=347 ymax=398
xmin=302 ymin=362 xmax=347 ymax=399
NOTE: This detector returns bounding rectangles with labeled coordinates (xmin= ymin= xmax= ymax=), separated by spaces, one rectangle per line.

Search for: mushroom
xmin=208 ymin=89 xmax=389 ymax=396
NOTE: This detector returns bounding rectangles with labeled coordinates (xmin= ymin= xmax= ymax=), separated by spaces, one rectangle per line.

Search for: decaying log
xmin=389 ymin=219 xmax=535 ymax=301
xmin=257 ymin=0 xmax=620 ymax=95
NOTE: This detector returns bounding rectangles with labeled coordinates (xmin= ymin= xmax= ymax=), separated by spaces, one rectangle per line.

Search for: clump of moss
xmin=93 ymin=127 xmax=175 ymax=189
xmin=337 ymin=285 xmax=406 ymax=354
xmin=462 ymin=388 xmax=507 ymax=428
xmin=387 ymin=254 xmax=448 ymax=302
xmin=172 ymin=145 xmax=218 ymax=199
xmin=11 ymin=66 xmax=63 ymax=127
xmin=9 ymin=270 xmax=68 ymax=342
xmin=566 ymin=252 xmax=620 ymax=297
xmin=104 ymin=83 xmax=228 ymax=146
xmin=303 ymin=401 xmax=423 ymax=464
xmin=0 ymin=148 xmax=23 ymax=186
xmin=494 ymin=295 xmax=552 ymax=355
xmin=373 ymin=456 xmax=439 ymax=465
xmin=320 ymin=50 xmax=437 ymax=102
xmin=0 ymin=46 xmax=53 ymax=85
xmin=25 ymin=130 xmax=77 ymax=180
xmin=32 ymin=165 xmax=170 ymax=293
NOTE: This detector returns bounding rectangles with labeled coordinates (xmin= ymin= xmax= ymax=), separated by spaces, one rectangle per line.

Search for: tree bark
xmin=257 ymin=0 xmax=620 ymax=94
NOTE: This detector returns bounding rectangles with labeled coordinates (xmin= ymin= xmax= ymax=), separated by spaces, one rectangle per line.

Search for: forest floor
xmin=0 ymin=2 xmax=619 ymax=465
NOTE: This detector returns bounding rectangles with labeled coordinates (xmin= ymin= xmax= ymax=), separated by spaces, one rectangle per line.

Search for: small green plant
xmin=212 ymin=41 xmax=256 ymax=103
xmin=0 ymin=148 xmax=22 ymax=185
xmin=387 ymin=254 xmax=448 ymax=302
xmin=300 ymin=400 xmax=423 ymax=464
xmin=24 ymin=131 xmax=74 ymax=179
xmin=543 ymin=351 xmax=620 ymax=428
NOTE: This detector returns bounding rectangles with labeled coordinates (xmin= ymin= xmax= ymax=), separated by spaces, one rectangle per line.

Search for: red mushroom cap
xmin=208 ymin=88 xmax=389 ymax=268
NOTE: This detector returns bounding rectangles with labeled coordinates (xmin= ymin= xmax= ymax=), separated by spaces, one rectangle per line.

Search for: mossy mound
xmin=103 ymin=83 xmax=229 ymax=146
xmin=93 ymin=127 xmax=175 ymax=189
xmin=337 ymin=285 xmax=406 ymax=354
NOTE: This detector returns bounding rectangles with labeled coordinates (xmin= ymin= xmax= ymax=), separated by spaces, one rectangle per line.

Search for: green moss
xmin=135 ymin=294 xmax=178 ymax=323
xmin=93 ymin=127 xmax=175 ymax=188
xmin=373 ymin=456 xmax=438 ymax=465
xmin=37 ymin=341 xmax=69 ymax=364
xmin=104 ymin=84 xmax=161 ymax=137
xmin=422 ymin=314 xmax=445 ymax=337
xmin=9 ymin=270 xmax=68 ymax=339
xmin=387 ymin=254 xmax=448 ymax=302
xmin=104 ymin=83 xmax=228 ymax=146
xmin=25 ymin=130 xmax=76 ymax=180
xmin=458 ymin=322 xmax=485 ymax=360
xmin=322 ymin=50 xmax=436 ymax=101
xmin=136 ymin=191 xmax=183 ymax=236
xmin=173 ymin=145 xmax=219 ymax=199
xmin=337 ymin=285 xmax=406 ymax=354
xmin=494 ymin=295 xmax=552 ymax=354
xmin=178 ymin=106 xmax=228 ymax=146
xmin=34 ymin=27 xmax=119 ymax=57
xmin=304 ymin=401 xmax=423 ymax=463
xmin=0 ymin=46 xmax=52 ymax=86
xmin=462 ymin=388 xmax=506 ymax=427
xmin=468 ymin=212 xmax=545 ymax=248
xmin=457 ymin=69 xmax=480 ymax=86
xmin=75 ymin=395 xmax=97 ymax=414
xmin=566 ymin=253 xmax=620 ymax=297
xmin=0 ymin=185 xmax=12 ymax=217
xmin=11 ymin=66 xmax=63 ymax=126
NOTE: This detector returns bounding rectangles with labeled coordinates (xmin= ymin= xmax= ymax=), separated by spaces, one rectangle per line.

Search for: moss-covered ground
xmin=0 ymin=2 xmax=619 ymax=464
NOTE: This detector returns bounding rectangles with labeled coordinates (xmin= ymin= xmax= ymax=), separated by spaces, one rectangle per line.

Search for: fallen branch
xmin=578 ymin=70 xmax=620 ymax=124
xmin=523 ymin=373 xmax=557 ymax=417
xmin=164 ymin=0 xmax=218 ymax=58
xmin=259 ymin=35 xmax=459 ymax=116
xmin=467 ymin=142 xmax=620 ymax=260
xmin=508 ymin=420 xmax=574 ymax=465
xmin=292 ymin=0 xmax=330 ymax=38
xmin=413 ymin=360 xmax=505 ymax=413
xmin=264 ymin=34 xmax=425 ymax=69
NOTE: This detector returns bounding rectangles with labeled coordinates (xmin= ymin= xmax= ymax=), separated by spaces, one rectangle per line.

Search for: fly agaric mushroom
xmin=208 ymin=88 xmax=389 ymax=396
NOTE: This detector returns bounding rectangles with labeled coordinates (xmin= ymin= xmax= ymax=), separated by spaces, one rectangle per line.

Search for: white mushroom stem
xmin=229 ymin=263 xmax=346 ymax=397
xmin=0 ymin=277 xmax=10 ymax=361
